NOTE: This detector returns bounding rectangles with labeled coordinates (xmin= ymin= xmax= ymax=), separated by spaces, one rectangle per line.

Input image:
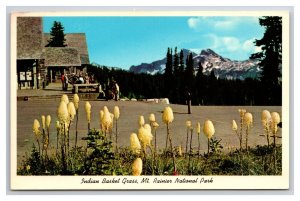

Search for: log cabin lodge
xmin=16 ymin=17 xmax=90 ymax=89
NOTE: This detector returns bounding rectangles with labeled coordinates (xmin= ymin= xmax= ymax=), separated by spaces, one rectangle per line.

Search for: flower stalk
xmin=196 ymin=122 xmax=201 ymax=159
xmin=162 ymin=107 xmax=176 ymax=173
xmin=203 ymin=120 xmax=215 ymax=156
xmin=238 ymin=109 xmax=246 ymax=150
xmin=73 ymin=94 xmax=79 ymax=148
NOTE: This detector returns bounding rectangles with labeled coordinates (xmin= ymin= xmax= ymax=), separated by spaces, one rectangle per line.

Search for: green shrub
xmin=83 ymin=129 xmax=115 ymax=175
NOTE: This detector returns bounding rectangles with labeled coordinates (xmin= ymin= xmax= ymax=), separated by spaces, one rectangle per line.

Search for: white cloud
xmin=205 ymin=34 xmax=241 ymax=52
xmin=222 ymin=37 xmax=240 ymax=51
xmin=242 ymin=38 xmax=262 ymax=53
xmin=242 ymin=38 xmax=255 ymax=52
xmin=187 ymin=17 xmax=201 ymax=29
xmin=254 ymin=46 xmax=262 ymax=53
xmin=187 ymin=16 xmax=259 ymax=31
xmin=201 ymin=34 xmax=260 ymax=58
xmin=214 ymin=20 xmax=236 ymax=30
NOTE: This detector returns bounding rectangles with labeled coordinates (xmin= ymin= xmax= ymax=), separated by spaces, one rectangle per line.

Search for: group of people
xmin=61 ymin=73 xmax=96 ymax=91
xmin=60 ymin=73 xmax=120 ymax=101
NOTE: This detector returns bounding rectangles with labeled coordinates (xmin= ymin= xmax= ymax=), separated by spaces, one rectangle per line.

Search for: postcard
xmin=10 ymin=10 xmax=289 ymax=190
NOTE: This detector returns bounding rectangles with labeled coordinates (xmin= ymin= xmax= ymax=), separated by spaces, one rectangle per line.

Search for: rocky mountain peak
xmin=128 ymin=48 xmax=260 ymax=80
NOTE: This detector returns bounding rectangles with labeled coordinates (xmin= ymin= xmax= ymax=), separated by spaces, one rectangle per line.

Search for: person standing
xmin=186 ymin=91 xmax=192 ymax=114
xmin=61 ymin=73 xmax=65 ymax=90
xmin=65 ymin=74 xmax=69 ymax=91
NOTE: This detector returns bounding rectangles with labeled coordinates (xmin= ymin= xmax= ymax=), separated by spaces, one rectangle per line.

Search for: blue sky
xmin=43 ymin=16 xmax=264 ymax=70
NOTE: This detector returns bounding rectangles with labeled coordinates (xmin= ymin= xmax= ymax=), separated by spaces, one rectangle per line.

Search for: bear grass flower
xmin=114 ymin=106 xmax=120 ymax=120
xmin=61 ymin=94 xmax=69 ymax=105
xmin=132 ymin=158 xmax=142 ymax=176
xmin=55 ymin=120 xmax=60 ymax=129
xmin=109 ymin=113 xmax=114 ymax=130
xmin=67 ymin=102 xmax=76 ymax=121
xmin=261 ymin=110 xmax=271 ymax=128
xmin=103 ymin=106 xmax=109 ymax=113
xmin=271 ymin=112 xmax=280 ymax=125
xmin=244 ymin=112 xmax=253 ymax=151
xmin=138 ymin=115 xmax=145 ymax=127
xmin=203 ymin=120 xmax=215 ymax=139
xmin=149 ymin=113 xmax=156 ymax=123
xmin=186 ymin=120 xmax=192 ymax=129
xmin=57 ymin=101 xmax=69 ymax=123
xmin=152 ymin=122 xmax=159 ymax=128
xmin=33 ymin=119 xmax=41 ymax=153
xmin=271 ymin=112 xmax=281 ymax=133
xmin=41 ymin=115 xmax=46 ymax=130
xmin=85 ymin=101 xmax=91 ymax=123
xmin=46 ymin=115 xmax=51 ymax=129
xmin=162 ymin=106 xmax=174 ymax=124
xmin=130 ymin=133 xmax=141 ymax=155
xmin=33 ymin=119 xmax=41 ymax=138
xmin=102 ymin=107 xmax=112 ymax=132
xmin=232 ymin=120 xmax=238 ymax=131
xmin=144 ymin=123 xmax=151 ymax=133
xmin=138 ymin=126 xmax=153 ymax=148
xmin=73 ymin=94 xmax=79 ymax=110
xmin=244 ymin=112 xmax=253 ymax=127
xmin=238 ymin=109 xmax=246 ymax=118
xmin=203 ymin=120 xmax=215 ymax=155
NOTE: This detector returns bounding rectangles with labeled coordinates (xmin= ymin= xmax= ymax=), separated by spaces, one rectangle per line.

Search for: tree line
xmin=89 ymin=54 xmax=281 ymax=105
xmin=88 ymin=60 xmax=280 ymax=106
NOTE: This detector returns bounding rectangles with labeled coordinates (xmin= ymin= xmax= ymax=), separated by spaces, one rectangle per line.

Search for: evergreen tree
xmin=164 ymin=48 xmax=173 ymax=77
xmin=164 ymin=48 xmax=174 ymax=100
xmin=185 ymin=52 xmax=194 ymax=90
xmin=196 ymin=61 xmax=204 ymax=81
xmin=196 ymin=61 xmax=205 ymax=105
xmin=179 ymin=49 xmax=184 ymax=72
xmin=251 ymin=16 xmax=282 ymax=104
xmin=171 ymin=47 xmax=181 ymax=103
xmin=46 ymin=21 xmax=67 ymax=47
xmin=177 ymin=49 xmax=185 ymax=104
xmin=173 ymin=47 xmax=179 ymax=77
xmin=207 ymin=70 xmax=217 ymax=105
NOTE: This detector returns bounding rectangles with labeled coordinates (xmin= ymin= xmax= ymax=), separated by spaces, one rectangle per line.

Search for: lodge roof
xmin=43 ymin=47 xmax=81 ymax=67
xmin=17 ymin=17 xmax=43 ymax=59
xmin=44 ymin=33 xmax=90 ymax=64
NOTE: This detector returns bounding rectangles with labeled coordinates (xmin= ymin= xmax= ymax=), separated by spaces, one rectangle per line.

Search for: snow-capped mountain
xmin=129 ymin=48 xmax=261 ymax=80
xmin=195 ymin=49 xmax=261 ymax=80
